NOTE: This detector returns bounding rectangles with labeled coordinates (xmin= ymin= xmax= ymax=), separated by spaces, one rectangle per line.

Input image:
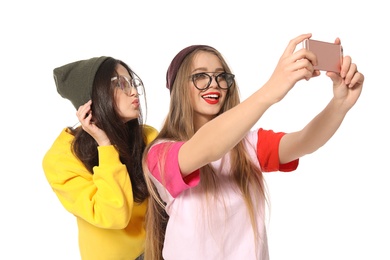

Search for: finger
xmin=347 ymin=68 xmax=364 ymax=89
xmin=76 ymin=100 xmax=92 ymax=112
xmin=80 ymin=113 xmax=94 ymax=132
xmin=295 ymin=48 xmax=318 ymax=67
xmin=76 ymin=102 xmax=92 ymax=119
xmin=292 ymin=57 xmax=314 ymax=73
xmin=281 ymin=33 xmax=312 ymax=57
xmin=344 ymin=63 xmax=357 ymax=85
xmin=340 ymin=55 xmax=352 ymax=79
xmin=326 ymin=71 xmax=343 ymax=85
xmin=287 ymin=58 xmax=318 ymax=81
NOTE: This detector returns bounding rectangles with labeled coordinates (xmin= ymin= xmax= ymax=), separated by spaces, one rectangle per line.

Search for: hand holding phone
xmin=303 ymin=39 xmax=343 ymax=73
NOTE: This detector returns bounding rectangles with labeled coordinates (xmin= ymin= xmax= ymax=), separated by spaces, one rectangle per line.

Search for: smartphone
xmin=303 ymin=39 xmax=343 ymax=73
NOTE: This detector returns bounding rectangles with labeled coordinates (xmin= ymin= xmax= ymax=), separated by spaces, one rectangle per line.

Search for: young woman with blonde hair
xmin=143 ymin=33 xmax=364 ymax=260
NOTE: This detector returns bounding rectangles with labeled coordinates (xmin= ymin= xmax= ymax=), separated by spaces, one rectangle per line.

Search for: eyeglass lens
xmin=118 ymin=76 xmax=144 ymax=95
xmin=192 ymin=73 xmax=234 ymax=90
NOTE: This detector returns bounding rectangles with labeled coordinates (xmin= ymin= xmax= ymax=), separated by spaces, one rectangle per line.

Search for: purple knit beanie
xmin=166 ymin=45 xmax=213 ymax=92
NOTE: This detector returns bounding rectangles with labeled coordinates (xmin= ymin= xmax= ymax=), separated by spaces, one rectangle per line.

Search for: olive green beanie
xmin=53 ymin=56 xmax=109 ymax=109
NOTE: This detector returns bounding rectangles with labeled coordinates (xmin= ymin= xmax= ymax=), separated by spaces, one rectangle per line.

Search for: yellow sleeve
xmin=143 ymin=124 xmax=159 ymax=144
xmin=42 ymin=128 xmax=133 ymax=229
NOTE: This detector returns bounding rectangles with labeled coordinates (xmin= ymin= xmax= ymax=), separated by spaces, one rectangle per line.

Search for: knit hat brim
xmin=166 ymin=45 xmax=212 ymax=92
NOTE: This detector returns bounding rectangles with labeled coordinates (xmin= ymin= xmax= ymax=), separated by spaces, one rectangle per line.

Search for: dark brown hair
xmin=71 ymin=57 xmax=148 ymax=203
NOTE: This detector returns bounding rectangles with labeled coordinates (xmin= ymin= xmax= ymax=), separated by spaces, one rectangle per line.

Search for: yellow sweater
xmin=42 ymin=125 xmax=158 ymax=260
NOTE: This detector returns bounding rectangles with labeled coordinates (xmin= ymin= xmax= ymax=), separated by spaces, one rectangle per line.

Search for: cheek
xmin=220 ymin=90 xmax=228 ymax=102
xmin=113 ymin=89 xmax=121 ymax=103
xmin=189 ymin=88 xmax=200 ymax=106
xmin=117 ymin=97 xmax=129 ymax=112
xmin=114 ymin=92 xmax=127 ymax=113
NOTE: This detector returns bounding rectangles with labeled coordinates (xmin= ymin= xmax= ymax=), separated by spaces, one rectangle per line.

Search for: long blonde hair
xmin=142 ymin=46 xmax=268 ymax=260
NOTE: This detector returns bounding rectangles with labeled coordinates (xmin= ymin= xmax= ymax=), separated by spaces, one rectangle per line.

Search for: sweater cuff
xmin=97 ymin=145 xmax=121 ymax=166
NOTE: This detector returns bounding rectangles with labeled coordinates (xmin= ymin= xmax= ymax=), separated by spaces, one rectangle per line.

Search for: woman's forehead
xmin=191 ymin=51 xmax=223 ymax=71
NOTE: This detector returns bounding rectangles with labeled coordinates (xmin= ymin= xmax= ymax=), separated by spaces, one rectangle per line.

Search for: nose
xmin=209 ymin=75 xmax=218 ymax=89
xmin=128 ymin=85 xmax=138 ymax=96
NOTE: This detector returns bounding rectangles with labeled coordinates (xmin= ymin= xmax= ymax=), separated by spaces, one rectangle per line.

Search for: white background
xmin=1 ymin=1 xmax=389 ymax=259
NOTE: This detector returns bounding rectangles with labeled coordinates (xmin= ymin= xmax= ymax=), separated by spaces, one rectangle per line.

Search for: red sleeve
xmin=256 ymin=128 xmax=299 ymax=172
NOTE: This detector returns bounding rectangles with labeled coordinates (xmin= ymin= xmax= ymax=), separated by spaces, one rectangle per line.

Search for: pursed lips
xmin=132 ymin=98 xmax=140 ymax=108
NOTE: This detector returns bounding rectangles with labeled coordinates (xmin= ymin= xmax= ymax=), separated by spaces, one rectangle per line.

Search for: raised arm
xmin=179 ymin=33 xmax=319 ymax=175
xmin=278 ymin=42 xmax=364 ymax=164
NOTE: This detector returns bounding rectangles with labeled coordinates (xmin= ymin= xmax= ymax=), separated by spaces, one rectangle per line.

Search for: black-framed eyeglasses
xmin=111 ymin=75 xmax=144 ymax=95
xmin=190 ymin=72 xmax=235 ymax=90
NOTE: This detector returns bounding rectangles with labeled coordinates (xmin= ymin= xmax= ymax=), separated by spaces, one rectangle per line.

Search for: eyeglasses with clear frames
xmin=111 ymin=75 xmax=144 ymax=95
xmin=190 ymin=72 xmax=235 ymax=90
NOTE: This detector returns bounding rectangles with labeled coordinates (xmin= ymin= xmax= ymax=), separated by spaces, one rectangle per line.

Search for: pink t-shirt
xmin=146 ymin=129 xmax=298 ymax=260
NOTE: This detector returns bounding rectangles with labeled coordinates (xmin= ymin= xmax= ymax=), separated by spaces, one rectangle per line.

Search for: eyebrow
xmin=191 ymin=67 xmax=225 ymax=74
xmin=118 ymin=74 xmax=133 ymax=80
